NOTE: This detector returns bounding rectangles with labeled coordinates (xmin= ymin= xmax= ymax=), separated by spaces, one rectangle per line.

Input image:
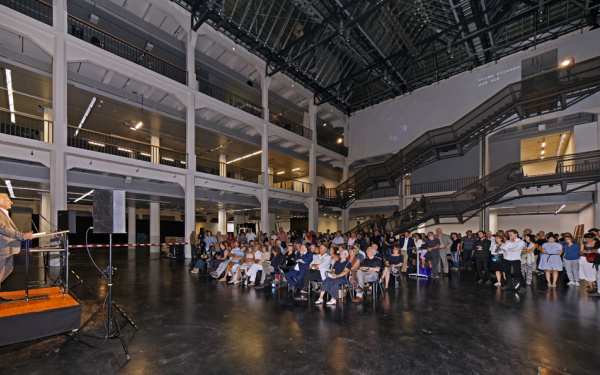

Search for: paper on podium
xmin=32 ymin=230 xmax=69 ymax=238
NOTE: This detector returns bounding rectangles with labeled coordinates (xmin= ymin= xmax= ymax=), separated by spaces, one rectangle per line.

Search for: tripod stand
xmin=56 ymin=234 xmax=136 ymax=360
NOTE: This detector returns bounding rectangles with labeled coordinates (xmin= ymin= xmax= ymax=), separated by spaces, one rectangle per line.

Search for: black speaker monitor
xmin=58 ymin=210 xmax=76 ymax=234
xmin=93 ymin=190 xmax=126 ymax=234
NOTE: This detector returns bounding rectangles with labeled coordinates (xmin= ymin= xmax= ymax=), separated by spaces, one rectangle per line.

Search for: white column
xmin=341 ymin=209 xmax=349 ymax=233
xmin=51 ymin=18 xmax=68 ymax=224
xmin=260 ymin=188 xmax=269 ymax=237
xmin=53 ymin=0 xmax=67 ymax=33
xmin=128 ymin=206 xmax=136 ymax=250
xmin=261 ymin=76 xmax=271 ymax=121
xmin=307 ymin=198 xmax=319 ymax=232
xmin=218 ymin=209 xmax=227 ymax=235
xmin=150 ymin=201 xmax=160 ymax=253
xmin=479 ymin=137 xmax=489 ymax=230
xmin=219 ymin=154 xmax=227 ymax=177
xmin=184 ymin=175 xmax=195 ymax=258
xmin=186 ymin=32 xmax=197 ymax=89
xmin=151 ymin=135 xmax=160 ymax=164
xmin=261 ymin=124 xmax=269 ymax=186
xmin=308 ymin=100 xmax=317 ymax=195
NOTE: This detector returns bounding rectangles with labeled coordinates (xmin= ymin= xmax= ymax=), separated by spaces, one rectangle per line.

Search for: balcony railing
xmin=316 ymin=126 xmax=348 ymax=156
xmin=196 ymin=76 xmax=262 ymax=118
xmin=67 ymin=15 xmax=187 ymax=85
xmin=271 ymin=175 xmax=311 ymax=194
xmin=406 ymin=176 xmax=479 ymax=195
xmin=196 ymin=157 xmax=262 ymax=184
xmin=67 ymin=126 xmax=187 ymax=169
xmin=269 ymin=115 xmax=312 ymax=140
xmin=0 ymin=0 xmax=52 ymax=26
xmin=0 ymin=108 xmax=52 ymax=142
xmin=357 ymin=186 xmax=399 ymax=200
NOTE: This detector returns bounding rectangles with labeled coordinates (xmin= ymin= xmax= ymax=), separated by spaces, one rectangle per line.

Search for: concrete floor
xmin=0 ymin=249 xmax=598 ymax=374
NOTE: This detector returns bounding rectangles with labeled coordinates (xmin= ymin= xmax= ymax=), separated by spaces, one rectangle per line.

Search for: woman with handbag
xmin=579 ymin=233 xmax=598 ymax=293
xmin=521 ymin=234 xmax=537 ymax=286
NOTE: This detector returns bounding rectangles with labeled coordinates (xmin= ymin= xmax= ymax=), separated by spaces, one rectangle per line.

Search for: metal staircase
xmin=320 ymin=56 xmax=600 ymax=208
xmin=350 ymin=150 xmax=600 ymax=234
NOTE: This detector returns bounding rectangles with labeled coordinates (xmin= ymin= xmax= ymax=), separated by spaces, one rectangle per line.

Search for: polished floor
xmin=0 ymin=249 xmax=598 ymax=375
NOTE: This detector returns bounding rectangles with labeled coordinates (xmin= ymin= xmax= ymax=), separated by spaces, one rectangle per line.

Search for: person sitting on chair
xmin=352 ymin=247 xmax=382 ymax=302
xmin=285 ymin=244 xmax=313 ymax=294
xmin=380 ymin=245 xmax=403 ymax=290
xmin=298 ymin=244 xmax=331 ymax=297
xmin=316 ymin=250 xmax=352 ymax=305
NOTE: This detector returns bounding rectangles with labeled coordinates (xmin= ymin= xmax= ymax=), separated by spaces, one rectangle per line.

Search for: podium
xmin=24 ymin=230 xmax=70 ymax=301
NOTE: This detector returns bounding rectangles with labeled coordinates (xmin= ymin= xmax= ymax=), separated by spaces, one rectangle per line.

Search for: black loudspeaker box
xmin=58 ymin=210 xmax=76 ymax=234
xmin=93 ymin=190 xmax=126 ymax=234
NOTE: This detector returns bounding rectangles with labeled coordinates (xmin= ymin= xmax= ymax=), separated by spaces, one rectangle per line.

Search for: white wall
xmin=348 ymin=28 xmax=600 ymax=161
xmin=416 ymin=216 xmax=480 ymax=235
xmin=497 ymin=213 xmax=580 ymax=234
xmin=318 ymin=216 xmax=341 ymax=233
xmin=578 ymin=204 xmax=596 ymax=231
xmin=573 ymin=122 xmax=599 ymax=153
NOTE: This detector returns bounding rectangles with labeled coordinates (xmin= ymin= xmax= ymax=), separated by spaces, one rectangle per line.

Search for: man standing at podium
xmin=0 ymin=193 xmax=34 ymax=301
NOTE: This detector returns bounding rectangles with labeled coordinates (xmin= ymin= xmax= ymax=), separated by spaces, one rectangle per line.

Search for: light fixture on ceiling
xmin=541 ymin=150 xmax=545 ymax=155
xmin=5 ymin=180 xmax=15 ymax=198
xmin=226 ymin=150 xmax=262 ymax=164
xmin=561 ymin=57 xmax=574 ymax=67
xmin=337 ymin=138 xmax=343 ymax=144
xmin=144 ymin=42 xmax=154 ymax=52
xmin=130 ymin=121 xmax=143 ymax=131
xmin=292 ymin=168 xmax=300 ymax=171
xmin=556 ymin=133 xmax=567 ymax=156
xmin=541 ymin=140 xmax=546 ymax=147
xmin=5 ymin=69 xmax=16 ymax=123
xmin=74 ymin=97 xmax=97 ymax=136
xmin=74 ymin=189 xmax=94 ymax=203
xmin=118 ymin=147 xmax=133 ymax=153
xmin=277 ymin=171 xmax=285 ymax=175
xmin=555 ymin=204 xmax=566 ymax=215
xmin=88 ymin=13 xmax=99 ymax=25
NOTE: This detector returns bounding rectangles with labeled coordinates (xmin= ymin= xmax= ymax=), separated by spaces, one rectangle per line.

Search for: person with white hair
xmin=352 ymin=247 xmax=382 ymax=302
xmin=315 ymin=249 xmax=352 ymax=305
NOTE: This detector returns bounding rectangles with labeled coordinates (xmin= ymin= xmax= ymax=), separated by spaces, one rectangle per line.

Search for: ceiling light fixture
xmin=130 ymin=121 xmax=143 ymax=130
xmin=226 ymin=150 xmax=262 ymax=164
xmin=556 ymin=134 xmax=567 ymax=156
xmin=555 ymin=204 xmax=566 ymax=215
xmin=337 ymin=138 xmax=343 ymax=144
xmin=89 ymin=141 xmax=105 ymax=147
xmin=542 ymin=141 xmax=546 ymax=147
xmin=74 ymin=97 xmax=97 ymax=136
xmin=560 ymin=58 xmax=574 ymax=67
xmin=277 ymin=171 xmax=285 ymax=175
xmin=5 ymin=180 xmax=15 ymax=198
xmin=74 ymin=189 xmax=94 ymax=203
xmin=118 ymin=147 xmax=133 ymax=153
xmin=5 ymin=69 xmax=15 ymax=123
xmin=292 ymin=168 xmax=300 ymax=171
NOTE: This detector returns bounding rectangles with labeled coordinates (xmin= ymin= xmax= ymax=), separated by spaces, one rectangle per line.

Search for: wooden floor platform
xmin=0 ymin=287 xmax=82 ymax=346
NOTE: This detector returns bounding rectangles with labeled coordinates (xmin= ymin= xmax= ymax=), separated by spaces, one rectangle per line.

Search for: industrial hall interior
xmin=1 ymin=0 xmax=600 ymax=374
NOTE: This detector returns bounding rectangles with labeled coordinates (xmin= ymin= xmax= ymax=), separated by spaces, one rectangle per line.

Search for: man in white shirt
xmin=299 ymin=244 xmax=331 ymax=296
xmin=245 ymin=229 xmax=256 ymax=242
xmin=332 ymin=231 xmax=345 ymax=245
xmin=501 ymin=229 xmax=526 ymax=292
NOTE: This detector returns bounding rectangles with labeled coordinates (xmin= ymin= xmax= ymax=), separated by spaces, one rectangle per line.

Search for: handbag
xmin=586 ymin=253 xmax=596 ymax=263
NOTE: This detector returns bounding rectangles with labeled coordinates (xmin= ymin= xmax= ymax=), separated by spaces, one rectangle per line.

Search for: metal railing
xmin=406 ymin=176 xmax=479 ymax=195
xmin=356 ymin=186 xmax=399 ymax=200
xmin=67 ymin=15 xmax=187 ymax=84
xmin=349 ymin=151 xmax=600 ymax=234
xmin=316 ymin=126 xmax=348 ymax=156
xmin=196 ymin=157 xmax=262 ymax=183
xmin=329 ymin=56 xmax=600 ymax=207
xmin=271 ymin=175 xmax=311 ymax=194
xmin=0 ymin=108 xmax=52 ymax=142
xmin=196 ymin=156 xmax=221 ymax=176
xmin=0 ymin=0 xmax=52 ymax=25
xmin=67 ymin=126 xmax=187 ymax=169
xmin=269 ymin=115 xmax=312 ymax=140
xmin=196 ymin=76 xmax=262 ymax=118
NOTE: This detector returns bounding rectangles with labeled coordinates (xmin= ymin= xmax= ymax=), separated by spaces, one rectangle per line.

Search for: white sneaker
xmin=567 ymin=281 xmax=574 ymax=285
xmin=575 ymin=282 xmax=580 ymax=286
xmin=315 ymin=298 xmax=323 ymax=305
xmin=326 ymin=299 xmax=336 ymax=305
xmin=494 ymin=282 xmax=501 ymax=286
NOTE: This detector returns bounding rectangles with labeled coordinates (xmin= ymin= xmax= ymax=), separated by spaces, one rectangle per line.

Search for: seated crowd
xmin=188 ymin=226 xmax=600 ymax=304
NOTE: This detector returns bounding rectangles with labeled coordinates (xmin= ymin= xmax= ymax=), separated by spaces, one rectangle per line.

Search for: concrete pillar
xmin=219 ymin=154 xmax=227 ymax=177
xmin=151 ymin=135 xmax=160 ymax=164
xmin=39 ymin=193 xmax=51 ymax=247
xmin=150 ymin=201 xmax=160 ymax=253
xmin=186 ymin=32 xmax=197 ymax=89
xmin=50 ymin=20 xmax=68 ymax=224
xmin=260 ymin=189 xmax=269 ymax=237
xmin=43 ymin=107 xmax=53 ymax=143
xmin=479 ymin=137 xmax=489 ymax=230
xmin=218 ymin=209 xmax=227 ymax=235
xmin=128 ymin=206 xmax=136 ymax=249
xmin=184 ymin=175 xmax=195 ymax=258
xmin=261 ymin=76 xmax=271 ymax=121
xmin=268 ymin=166 xmax=274 ymax=186
xmin=261 ymin=124 xmax=269 ymax=186
xmin=309 ymin=100 xmax=317 ymax=195
xmin=307 ymin=198 xmax=319 ymax=232
xmin=341 ymin=209 xmax=349 ymax=233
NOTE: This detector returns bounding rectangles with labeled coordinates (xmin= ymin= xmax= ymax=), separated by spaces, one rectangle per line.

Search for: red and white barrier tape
xmin=35 ymin=242 xmax=188 ymax=249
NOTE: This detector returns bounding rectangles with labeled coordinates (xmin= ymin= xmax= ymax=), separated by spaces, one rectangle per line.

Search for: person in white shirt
xmin=332 ymin=231 xmax=345 ymax=245
xmin=298 ymin=244 xmax=331 ymax=296
xmin=230 ymin=245 xmax=261 ymax=284
xmin=245 ymin=229 xmax=257 ymax=242
xmin=347 ymin=232 xmax=356 ymax=247
xmin=500 ymin=229 xmax=526 ymax=292
xmin=247 ymin=245 xmax=271 ymax=285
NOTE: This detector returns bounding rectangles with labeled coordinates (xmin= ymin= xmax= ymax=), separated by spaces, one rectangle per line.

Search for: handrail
xmin=0 ymin=0 xmax=52 ymax=25
xmin=0 ymin=108 xmax=52 ymax=142
xmin=326 ymin=56 xmax=600 ymax=208
xmin=406 ymin=176 xmax=479 ymax=195
xmin=0 ymin=107 xmax=52 ymax=122
xmin=271 ymin=174 xmax=312 ymax=194
xmin=68 ymin=15 xmax=186 ymax=71
xmin=196 ymin=75 xmax=262 ymax=109
xmin=196 ymin=75 xmax=263 ymax=118
xmin=349 ymin=150 xmax=600 ymax=234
